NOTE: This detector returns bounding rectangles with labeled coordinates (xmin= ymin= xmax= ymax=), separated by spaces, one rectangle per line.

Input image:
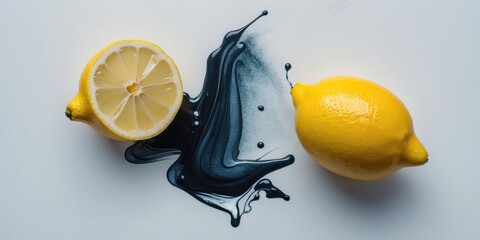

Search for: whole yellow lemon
xmin=292 ymin=76 xmax=428 ymax=181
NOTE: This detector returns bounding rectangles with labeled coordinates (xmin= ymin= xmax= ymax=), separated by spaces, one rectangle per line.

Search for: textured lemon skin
xmin=292 ymin=76 xmax=427 ymax=181
xmin=66 ymin=40 xmax=182 ymax=141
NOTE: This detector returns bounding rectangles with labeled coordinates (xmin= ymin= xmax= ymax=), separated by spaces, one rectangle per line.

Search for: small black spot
xmin=258 ymin=105 xmax=264 ymax=111
xmin=257 ymin=142 xmax=265 ymax=148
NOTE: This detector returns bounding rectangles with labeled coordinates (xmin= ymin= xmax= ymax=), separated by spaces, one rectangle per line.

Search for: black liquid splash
xmin=125 ymin=10 xmax=294 ymax=227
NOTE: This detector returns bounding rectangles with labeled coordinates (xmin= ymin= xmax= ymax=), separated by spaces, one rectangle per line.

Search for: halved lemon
xmin=66 ymin=40 xmax=183 ymax=141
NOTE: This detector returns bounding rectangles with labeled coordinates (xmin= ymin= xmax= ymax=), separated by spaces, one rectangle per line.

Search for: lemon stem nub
xmin=65 ymin=108 xmax=73 ymax=120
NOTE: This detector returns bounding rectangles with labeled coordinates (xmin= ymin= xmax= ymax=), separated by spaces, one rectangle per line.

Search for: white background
xmin=1 ymin=0 xmax=479 ymax=239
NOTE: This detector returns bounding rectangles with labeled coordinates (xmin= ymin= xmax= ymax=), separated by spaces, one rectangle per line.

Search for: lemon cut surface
xmin=66 ymin=40 xmax=183 ymax=141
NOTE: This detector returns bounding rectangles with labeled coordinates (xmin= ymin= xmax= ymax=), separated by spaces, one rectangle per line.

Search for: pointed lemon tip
xmin=66 ymin=94 xmax=89 ymax=122
xmin=402 ymin=134 xmax=428 ymax=166
xmin=291 ymin=83 xmax=307 ymax=109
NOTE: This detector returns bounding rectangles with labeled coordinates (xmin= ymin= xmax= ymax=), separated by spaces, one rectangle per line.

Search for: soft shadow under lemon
xmin=317 ymin=165 xmax=412 ymax=209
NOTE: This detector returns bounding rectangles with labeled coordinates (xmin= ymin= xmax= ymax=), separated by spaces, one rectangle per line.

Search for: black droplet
xmin=258 ymin=105 xmax=264 ymax=111
xmin=285 ymin=63 xmax=293 ymax=89
xmin=262 ymin=10 xmax=268 ymax=16
xmin=257 ymin=142 xmax=265 ymax=148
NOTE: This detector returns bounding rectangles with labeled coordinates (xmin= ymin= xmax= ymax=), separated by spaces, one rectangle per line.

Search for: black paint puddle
xmin=125 ymin=10 xmax=295 ymax=227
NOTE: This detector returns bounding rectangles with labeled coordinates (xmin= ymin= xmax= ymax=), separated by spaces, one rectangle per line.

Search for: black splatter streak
xmin=125 ymin=10 xmax=294 ymax=227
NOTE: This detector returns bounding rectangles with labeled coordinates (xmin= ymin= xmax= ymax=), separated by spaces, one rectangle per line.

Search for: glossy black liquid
xmin=125 ymin=10 xmax=294 ymax=227
xmin=285 ymin=63 xmax=293 ymax=88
